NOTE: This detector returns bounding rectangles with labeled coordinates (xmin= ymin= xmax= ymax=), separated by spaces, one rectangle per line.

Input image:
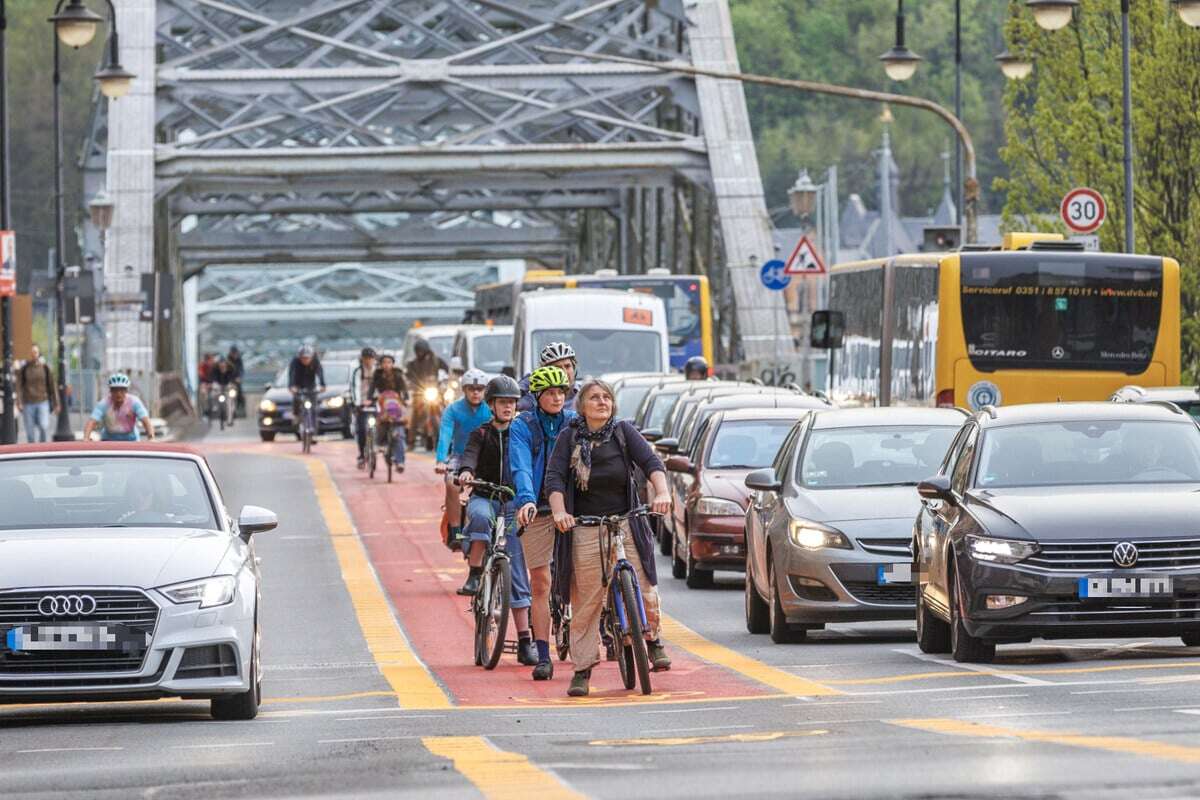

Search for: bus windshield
xmin=585 ymin=278 xmax=702 ymax=347
xmin=532 ymin=330 xmax=662 ymax=374
xmin=960 ymin=253 xmax=1162 ymax=373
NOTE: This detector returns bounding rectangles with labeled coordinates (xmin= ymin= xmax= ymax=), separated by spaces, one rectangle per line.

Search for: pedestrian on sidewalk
xmin=15 ymin=345 xmax=60 ymax=443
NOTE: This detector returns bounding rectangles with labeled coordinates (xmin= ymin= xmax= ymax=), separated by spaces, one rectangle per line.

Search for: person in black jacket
xmin=288 ymin=345 xmax=325 ymax=438
xmin=546 ymin=379 xmax=673 ymax=697
xmin=456 ymin=375 xmax=537 ymax=667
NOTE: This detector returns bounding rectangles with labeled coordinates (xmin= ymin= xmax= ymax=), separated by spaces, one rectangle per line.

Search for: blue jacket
xmin=437 ymin=398 xmax=492 ymax=462
xmin=509 ymin=406 xmax=576 ymax=510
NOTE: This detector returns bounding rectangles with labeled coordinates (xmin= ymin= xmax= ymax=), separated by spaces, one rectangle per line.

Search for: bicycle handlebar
xmin=458 ymin=478 xmax=516 ymax=500
xmin=574 ymin=505 xmax=655 ymax=528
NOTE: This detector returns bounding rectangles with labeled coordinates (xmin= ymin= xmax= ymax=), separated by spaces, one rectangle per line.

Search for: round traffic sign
xmin=1060 ymin=187 xmax=1106 ymax=234
xmin=759 ymin=259 xmax=790 ymax=291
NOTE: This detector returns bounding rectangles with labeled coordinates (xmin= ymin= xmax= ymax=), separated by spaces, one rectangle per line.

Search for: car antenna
xmin=981 ymin=405 xmax=998 ymax=419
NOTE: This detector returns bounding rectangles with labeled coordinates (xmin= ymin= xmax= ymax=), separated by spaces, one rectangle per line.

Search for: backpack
xmin=377 ymin=390 xmax=405 ymax=423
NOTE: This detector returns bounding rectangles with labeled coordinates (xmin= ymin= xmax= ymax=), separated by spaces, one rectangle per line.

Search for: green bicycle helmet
xmin=528 ymin=365 xmax=570 ymax=394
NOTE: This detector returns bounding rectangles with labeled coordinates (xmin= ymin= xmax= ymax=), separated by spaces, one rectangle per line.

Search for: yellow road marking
xmin=590 ymin=730 xmax=828 ymax=747
xmin=890 ymin=718 xmax=1200 ymax=765
xmin=423 ymin=736 xmax=585 ymax=799
xmin=263 ymin=690 xmax=399 ymax=706
xmin=305 ymin=458 xmax=453 ymax=710
xmin=829 ymin=660 xmax=1200 ymax=686
xmin=658 ymin=615 xmax=841 ymax=697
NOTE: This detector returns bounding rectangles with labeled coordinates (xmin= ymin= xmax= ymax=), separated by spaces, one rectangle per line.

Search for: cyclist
xmin=545 ymin=378 xmax=672 ymax=697
xmin=368 ymin=353 xmax=408 ymax=472
xmin=510 ymin=364 xmax=575 ymax=681
xmin=226 ymin=345 xmax=246 ymax=416
xmin=84 ymin=373 xmax=154 ymax=442
xmin=436 ymin=369 xmax=491 ymax=547
xmin=456 ymin=375 xmax=538 ymax=666
xmin=683 ymin=355 xmax=709 ymax=380
xmin=351 ymin=347 xmax=378 ymax=468
xmin=288 ymin=345 xmax=325 ymax=443
xmin=517 ymin=342 xmax=578 ymax=413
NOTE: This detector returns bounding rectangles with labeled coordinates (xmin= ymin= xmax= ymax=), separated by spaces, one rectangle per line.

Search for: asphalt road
xmin=7 ymin=421 xmax=1200 ymax=799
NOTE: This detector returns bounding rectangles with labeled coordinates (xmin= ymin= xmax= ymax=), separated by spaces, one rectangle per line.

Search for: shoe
xmin=356 ymin=457 xmax=365 ymax=470
xmin=568 ymin=669 xmax=590 ymax=697
xmin=457 ymin=573 xmax=481 ymax=596
xmin=395 ymin=463 xmax=405 ymax=474
xmin=532 ymin=661 xmax=554 ymax=681
xmin=604 ymin=639 xmax=616 ymax=662
xmin=517 ymin=639 xmax=538 ymax=666
xmin=649 ymin=641 xmax=671 ymax=672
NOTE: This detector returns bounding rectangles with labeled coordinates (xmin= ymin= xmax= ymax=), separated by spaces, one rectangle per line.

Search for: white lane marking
xmin=781 ymin=700 xmax=883 ymax=708
xmin=929 ymin=693 xmax=1030 ymax=701
xmin=1113 ymin=704 xmax=1200 ymax=712
xmin=1070 ymin=687 xmax=1170 ymax=696
xmin=643 ymin=725 xmax=754 ymax=734
xmin=172 ymin=742 xmax=275 ymax=750
xmin=964 ymin=711 xmax=1073 ymax=720
xmin=336 ymin=714 xmax=451 ymax=722
xmin=491 ymin=713 xmax=582 ymax=719
xmin=639 ymin=705 xmax=740 ymax=715
xmin=1172 ymin=709 xmax=1200 ymax=717
xmin=892 ymin=647 xmax=1053 ymax=686
xmin=17 ymin=747 xmax=124 ymax=754
xmin=319 ymin=736 xmax=419 ymax=744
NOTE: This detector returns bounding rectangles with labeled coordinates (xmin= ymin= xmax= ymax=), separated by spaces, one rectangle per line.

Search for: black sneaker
xmin=567 ymin=669 xmax=590 ymax=697
xmin=457 ymin=573 xmax=481 ymax=596
xmin=649 ymin=641 xmax=672 ymax=672
xmin=517 ymin=639 xmax=538 ymax=666
xmin=532 ymin=660 xmax=554 ymax=681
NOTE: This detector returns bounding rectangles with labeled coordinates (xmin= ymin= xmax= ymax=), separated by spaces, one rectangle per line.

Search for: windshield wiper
xmin=863 ymin=481 xmax=920 ymax=487
xmin=713 ymin=464 xmax=761 ymax=470
xmin=101 ymin=524 xmax=129 ymax=528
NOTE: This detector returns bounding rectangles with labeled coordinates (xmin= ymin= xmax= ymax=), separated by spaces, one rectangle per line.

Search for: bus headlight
xmin=423 ymin=386 xmax=439 ymax=403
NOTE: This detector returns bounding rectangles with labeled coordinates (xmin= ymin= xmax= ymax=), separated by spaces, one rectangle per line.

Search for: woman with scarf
xmin=545 ymin=379 xmax=672 ymax=698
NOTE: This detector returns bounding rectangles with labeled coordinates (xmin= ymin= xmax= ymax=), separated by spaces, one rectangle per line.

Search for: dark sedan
xmin=257 ymin=361 xmax=354 ymax=442
xmin=914 ymin=402 xmax=1200 ymax=663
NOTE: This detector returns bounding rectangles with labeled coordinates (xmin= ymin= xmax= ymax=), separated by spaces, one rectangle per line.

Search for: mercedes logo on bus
xmin=37 ymin=595 xmax=98 ymax=617
xmin=1112 ymin=542 xmax=1139 ymax=569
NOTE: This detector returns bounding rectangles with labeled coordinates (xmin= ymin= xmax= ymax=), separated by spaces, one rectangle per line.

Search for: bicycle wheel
xmin=483 ymin=558 xmax=511 ymax=670
xmin=607 ymin=601 xmax=635 ymax=690
xmin=554 ymin=603 xmax=571 ymax=662
xmin=619 ymin=570 xmax=652 ymax=695
xmin=473 ymin=575 xmax=488 ymax=667
xmin=367 ymin=449 xmax=376 ymax=479
xmin=387 ymin=456 xmax=393 ymax=483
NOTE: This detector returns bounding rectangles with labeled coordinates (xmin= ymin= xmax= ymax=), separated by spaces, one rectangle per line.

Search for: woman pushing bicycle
xmin=545 ymin=378 xmax=673 ymax=698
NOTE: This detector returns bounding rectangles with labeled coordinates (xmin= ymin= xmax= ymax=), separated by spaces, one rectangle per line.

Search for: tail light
xmin=936 ymin=389 xmax=955 ymax=408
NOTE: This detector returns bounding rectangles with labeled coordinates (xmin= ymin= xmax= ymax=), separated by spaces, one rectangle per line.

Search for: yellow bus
xmin=826 ymin=232 xmax=1180 ymax=409
xmin=473 ymin=269 xmax=713 ymax=371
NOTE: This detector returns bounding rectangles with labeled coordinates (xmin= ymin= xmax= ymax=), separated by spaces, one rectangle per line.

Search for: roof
xmin=983 ymin=402 xmax=1190 ymax=427
xmin=1117 ymin=385 xmax=1200 ymax=402
xmin=0 ymin=442 xmax=206 ymax=459
xmin=408 ymin=325 xmax=461 ymax=338
xmin=611 ymin=374 xmax=686 ymax=388
xmin=812 ymin=407 xmax=967 ymax=429
xmin=699 ymin=393 xmax=827 ymax=411
xmin=716 ymin=407 xmax=814 ymax=423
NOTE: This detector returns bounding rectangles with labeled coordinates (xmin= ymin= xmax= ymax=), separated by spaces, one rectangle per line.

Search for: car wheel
xmin=1182 ymin=631 xmax=1200 ymax=647
xmin=745 ymin=552 xmax=769 ymax=634
xmin=341 ymin=412 xmax=353 ymax=439
xmin=670 ymin=530 xmax=686 ymax=580
xmin=768 ymin=558 xmax=804 ymax=644
xmin=211 ymin=621 xmax=261 ymax=720
xmin=259 ymin=431 xmax=276 ymax=443
xmin=916 ymin=583 xmax=951 ymax=654
xmin=949 ymin=568 xmax=994 ymax=664
xmin=685 ymin=533 xmax=714 ymax=589
xmin=658 ymin=518 xmax=672 ymax=556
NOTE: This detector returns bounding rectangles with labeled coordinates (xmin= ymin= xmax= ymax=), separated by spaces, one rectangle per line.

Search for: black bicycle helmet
xmin=361 ymin=346 xmax=377 ymax=359
xmin=484 ymin=375 xmax=522 ymax=404
xmin=684 ymin=355 xmax=709 ymax=377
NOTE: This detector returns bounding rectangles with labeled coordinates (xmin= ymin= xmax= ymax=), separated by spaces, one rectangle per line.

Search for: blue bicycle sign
xmin=760 ymin=259 xmax=790 ymax=291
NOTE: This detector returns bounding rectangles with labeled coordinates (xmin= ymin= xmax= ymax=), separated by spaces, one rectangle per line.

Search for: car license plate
xmin=1078 ymin=575 xmax=1173 ymax=599
xmin=3 ymin=625 xmax=139 ymax=653
xmin=877 ymin=563 xmax=912 ymax=585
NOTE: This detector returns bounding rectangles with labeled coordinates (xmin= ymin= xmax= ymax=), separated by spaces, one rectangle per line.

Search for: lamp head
xmin=1025 ymin=0 xmax=1078 ymax=31
xmin=996 ymin=49 xmax=1034 ymax=80
xmin=50 ymin=1 xmax=104 ymax=49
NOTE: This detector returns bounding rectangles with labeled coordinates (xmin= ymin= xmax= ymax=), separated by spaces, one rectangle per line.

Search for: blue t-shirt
xmin=91 ymin=395 xmax=149 ymax=441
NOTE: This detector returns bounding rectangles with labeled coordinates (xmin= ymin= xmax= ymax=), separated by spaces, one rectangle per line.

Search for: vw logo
xmin=1112 ymin=541 xmax=1139 ymax=569
xmin=37 ymin=594 xmax=98 ymax=617
xmin=1051 ymin=346 xmax=1066 ymax=360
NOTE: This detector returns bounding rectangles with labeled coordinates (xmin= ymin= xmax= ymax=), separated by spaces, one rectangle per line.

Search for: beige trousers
xmin=570 ymin=520 xmax=661 ymax=673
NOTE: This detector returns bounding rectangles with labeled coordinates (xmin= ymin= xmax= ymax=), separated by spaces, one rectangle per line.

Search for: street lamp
xmin=94 ymin=23 xmax=135 ymax=99
xmin=880 ymin=0 xmax=921 ymax=82
xmin=1174 ymin=0 xmax=1200 ymax=26
xmin=48 ymin=0 xmax=102 ymax=48
xmin=995 ymin=48 xmax=1034 ymax=81
xmin=1026 ymin=0 xmax=1078 ymax=31
xmin=787 ymin=169 xmax=818 ymax=218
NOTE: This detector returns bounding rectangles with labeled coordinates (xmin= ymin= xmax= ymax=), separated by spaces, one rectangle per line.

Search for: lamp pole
xmin=0 ymin=0 xmax=15 ymax=446
xmin=51 ymin=23 xmax=70 ymax=439
xmin=954 ymin=0 xmax=963 ymax=227
xmin=1119 ymin=0 xmax=1135 ymax=253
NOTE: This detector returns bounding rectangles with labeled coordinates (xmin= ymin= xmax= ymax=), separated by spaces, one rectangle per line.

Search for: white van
xmin=513 ymin=288 xmax=670 ymax=378
xmin=452 ymin=324 xmax=514 ymax=376
xmin=401 ymin=324 xmax=460 ymax=367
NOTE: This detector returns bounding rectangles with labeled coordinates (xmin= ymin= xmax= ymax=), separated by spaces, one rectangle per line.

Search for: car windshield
xmin=0 ymin=457 xmax=219 ymax=531
xmin=616 ymin=385 xmax=651 ymax=421
xmin=472 ymin=334 xmax=512 ymax=373
xmin=799 ymin=425 xmax=959 ymax=489
xmin=532 ymin=330 xmax=662 ymax=374
xmin=976 ymin=420 xmax=1200 ymax=488
xmin=707 ymin=420 xmax=796 ymax=469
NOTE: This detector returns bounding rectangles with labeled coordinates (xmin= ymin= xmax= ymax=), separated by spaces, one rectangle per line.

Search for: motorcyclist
xmin=288 ymin=345 xmax=326 ymax=442
xmin=517 ymin=342 xmax=579 ymax=413
xmin=436 ymin=369 xmax=491 ymax=547
xmin=369 ymin=354 xmax=409 ymax=472
xmin=406 ymin=338 xmax=450 ymax=449
xmin=455 ymin=375 xmax=538 ymax=666
xmin=351 ymin=347 xmax=378 ymax=469
xmin=683 ymin=355 xmax=709 ymax=380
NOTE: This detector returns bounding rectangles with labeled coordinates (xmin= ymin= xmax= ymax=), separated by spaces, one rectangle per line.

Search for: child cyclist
xmin=436 ymin=369 xmax=491 ymax=547
xmin=455 ymin=375 xmax=538 ymax=666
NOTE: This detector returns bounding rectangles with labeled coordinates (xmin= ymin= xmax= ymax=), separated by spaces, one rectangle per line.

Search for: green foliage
xmin=997 ymin=2 xmax=1200 ymax=375
xmin=730 ymin=0 xmax=1011 ymax=216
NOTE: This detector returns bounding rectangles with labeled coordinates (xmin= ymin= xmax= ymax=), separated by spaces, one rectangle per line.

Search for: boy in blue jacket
xmin=436 ymin=369 xmax=491 ymax=545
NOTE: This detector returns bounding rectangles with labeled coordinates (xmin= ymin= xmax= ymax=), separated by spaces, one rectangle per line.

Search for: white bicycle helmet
xmin=539 ymin=341 xmax=576 ymax=365
xmin=461 ymin=368 xmax=488 ymax=388
xmin=108 ymin=373 xmax=131 ymax=389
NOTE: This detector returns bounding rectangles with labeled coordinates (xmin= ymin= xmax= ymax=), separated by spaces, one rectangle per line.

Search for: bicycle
xmin=381 ymin=420 xmax=405 ymax=483
xmin=361 ymin=409 xmax=378 ymax=479
xmin=223 ymin=386 xmax=238 ymax=429
xmin=551 ymin=595 xmax=571 ymax=662
xmin=460 ymin=478 xmax=517 ymax=670
xmin=295 ymin=389 xmax=319 ymax=455
xmin=575 ymin=505 xmax=657 ymax=695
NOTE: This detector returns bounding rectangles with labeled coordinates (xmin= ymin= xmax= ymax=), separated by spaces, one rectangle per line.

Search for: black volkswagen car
xmin=914 ymin=402 xmax=1200 ymax=663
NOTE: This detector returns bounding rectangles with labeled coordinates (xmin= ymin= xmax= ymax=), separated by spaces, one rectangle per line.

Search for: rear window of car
xmin=706 ymin=420 xmax=795 ymax=469
xmin=798 ymin=425 xmax=958 ymax=489
xmin=0 ymin=456 xmax=219 ymax=531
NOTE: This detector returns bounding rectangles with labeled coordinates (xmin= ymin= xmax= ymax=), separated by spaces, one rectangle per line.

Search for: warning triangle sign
xmin=783 ymin=235 xmax=826 ymax=275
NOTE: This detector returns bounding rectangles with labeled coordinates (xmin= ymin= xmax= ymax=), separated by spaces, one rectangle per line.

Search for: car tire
xmin=259 ymin=431 xmax=276 ymax=443
xmin=768 ymin=559 xmax=805 ymax=644
xmin=211 ymin=622 xmax=261 ymax=721
xmin=745 ymin=553 xmax=769 ymax=635
xmin=670 ymin=532 xmax=686 ymax=580
xmin=1182 ymin=631 xmax=1200 ymax=647
xmin=658 ymin=519 xmax=672 ymax=556
xmin=949 ymin=568 xmax=994 ymax=664
xmin=685 ymin=534 xmax=714 ymax=589
xmin=916 ymin=584 xmax=951 ymax=654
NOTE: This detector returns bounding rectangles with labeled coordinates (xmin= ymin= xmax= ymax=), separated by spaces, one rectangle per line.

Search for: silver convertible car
xmin=0 ymin=443 xmax=275 ymax=719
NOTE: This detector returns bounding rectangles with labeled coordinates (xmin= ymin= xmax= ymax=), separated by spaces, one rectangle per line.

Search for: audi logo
xmin=37 ymin=594 xmax=98 ymax=617
xmin=1112 ymin=541 xmax=1139 ymax=569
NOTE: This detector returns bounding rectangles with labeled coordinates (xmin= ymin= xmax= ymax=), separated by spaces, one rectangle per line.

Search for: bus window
xmin=531 ymin=329 xmax=662 ymax=374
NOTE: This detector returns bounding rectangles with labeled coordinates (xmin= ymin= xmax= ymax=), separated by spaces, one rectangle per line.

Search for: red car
xmin=665 ymin=408 xmax=813 ymax=588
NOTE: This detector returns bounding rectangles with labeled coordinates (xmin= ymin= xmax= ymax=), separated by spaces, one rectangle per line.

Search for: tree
xmin=997 ymin=1 xmax=1200 ymax=374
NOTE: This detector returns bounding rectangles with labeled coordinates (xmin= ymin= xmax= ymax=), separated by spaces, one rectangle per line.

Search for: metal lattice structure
xmin=95 ymin=0 xmax=786 ymax=378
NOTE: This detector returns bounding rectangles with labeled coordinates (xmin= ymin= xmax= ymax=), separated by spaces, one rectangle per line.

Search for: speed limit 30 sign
xmin=1060 ymin=187 xmax=1107 ymax=234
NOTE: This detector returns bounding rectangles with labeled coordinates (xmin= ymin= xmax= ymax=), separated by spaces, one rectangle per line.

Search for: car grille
xmin=1024 ymin=539 xmax=1200 ymax=572
xmin=1029 ymin=598 xmax=1200 ymax=624
xmin=841 ymin=581 xmax=915 ymax=606
xmin=858 ymin=538 xmax=912 ymax=558
xmin=0 ymin=589 xmax=159 ymax=675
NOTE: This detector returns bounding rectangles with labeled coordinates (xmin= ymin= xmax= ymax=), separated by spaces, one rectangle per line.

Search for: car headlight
xmin=695 ymin=497 xmax=743 ymax=516
xmin=259 ymin=399 xmax=276 ymax=413
xmin=788 ymin=521 xmax=852 ymax=550
xmin=158 ymin=575 xmax=237 ymax=608
xmin=423 ymin=386 xmax=439 ymax=403
xmin=325 ymin=395 xmax=345 ymax=410
xmin=966 ymin=535 xmax=1039 ymax=565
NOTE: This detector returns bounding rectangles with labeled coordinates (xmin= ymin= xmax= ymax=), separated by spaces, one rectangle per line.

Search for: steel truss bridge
xmin=88 ymin=0 xmax=787 ymax=382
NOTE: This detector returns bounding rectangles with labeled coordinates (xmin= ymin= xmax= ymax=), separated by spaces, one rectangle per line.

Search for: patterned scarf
xmin=569 ymin=415 xmax=618 ymax=491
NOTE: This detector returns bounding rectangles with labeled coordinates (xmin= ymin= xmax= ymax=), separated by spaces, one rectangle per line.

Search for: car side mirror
xmin=655 ymin=437 xmax=679 ymax=455
xmin=642 ymin=427 xmax=663 ymax=443
xmin=238 ymin=505 xmax=278 ymax=539
xmin=917 ymin=475 xmax=955 ymax=504
xmin=664 ymin=454 xmax=695 ymax=474
xmin=745 ymin=468 xmax=782 ymax=492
